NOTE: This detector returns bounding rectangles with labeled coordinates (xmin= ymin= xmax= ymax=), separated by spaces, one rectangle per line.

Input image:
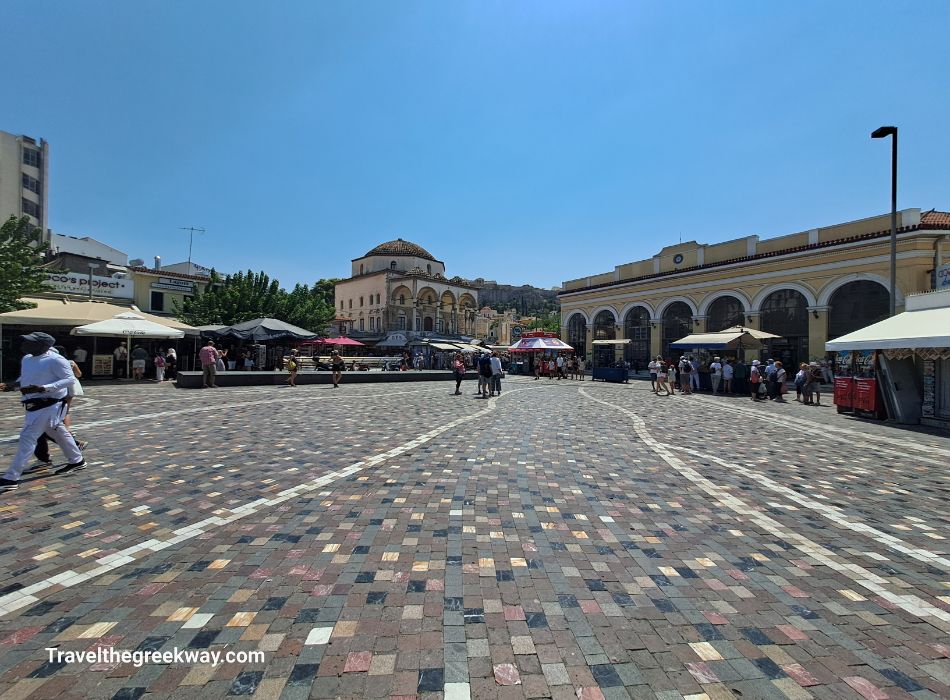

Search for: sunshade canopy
xmin=71 ymin=312 xmax=185 ymax=339
xmin=508 ymin=337 xmax=575 ymax=353
xmin=825 ymin=307 xmax=950 ymax=351
xmin=214 ymin=318 xmax=317 ymax=341
xmin=0 ymin=298 xmax=196 ymax=333
xmin=717 ymin=325 xmax=782 ymax=340
xmin=670 ymin=330 xmax=762 ymax=350
xmin=300 ymin=337 xmax=365 ymax=347
xmin=592 ymin=339 xmax=631 ymax=345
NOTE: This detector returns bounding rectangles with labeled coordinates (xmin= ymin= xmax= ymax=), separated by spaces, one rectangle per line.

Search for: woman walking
xmin=452 ymin=352 xmax=465 ymax=395
xmin=654 ymin=358 xmax=671 ymax=396
xmin=154 ymin=352 xmax=166 ymax=382
xmin=667 ymin=358 xmax=678 ymax=395
xmin=165 ymin=348 xmax=177 ymax=380
xmin=331 ymin=349 xmax=345 ymax=388
xmin=773 ymin=361 xmax=787 ymax=402
xmin=286 ymin=349 xmax=300 ymax=387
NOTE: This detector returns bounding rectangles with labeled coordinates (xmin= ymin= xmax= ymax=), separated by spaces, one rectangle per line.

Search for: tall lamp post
xmin=871 ymin=125 xmax=898 ymax=316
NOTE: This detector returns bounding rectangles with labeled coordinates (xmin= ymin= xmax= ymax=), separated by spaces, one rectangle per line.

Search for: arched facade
xmin=592 ymin=309 xmax=617 ymax=367
xmin=827 ymin=280 xmax=890 ymax=340
xmin=706 ymin=295 xmax=745 ymax=332
xmin=760 ymin=289 xmax=809 ymax=369
xmin=623 ymin=306 xmax=651 ymax=367
xmin=662 ymin=302 xmax=693 ymax=359
xmin=566 ymin=313 xmax=587 ymax=355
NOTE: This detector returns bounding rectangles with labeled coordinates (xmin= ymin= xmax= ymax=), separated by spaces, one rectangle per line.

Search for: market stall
xmin=507 ymin=332 xmax=574 ymax=376
xmin=71 ymin=312 xmax=185 ymax=379
xmin=591 ymin=339 xmax=629 ymax=382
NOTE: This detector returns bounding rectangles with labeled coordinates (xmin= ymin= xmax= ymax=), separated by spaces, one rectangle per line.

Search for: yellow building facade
xmin=559 ymin=209 xmax=950 ymax=369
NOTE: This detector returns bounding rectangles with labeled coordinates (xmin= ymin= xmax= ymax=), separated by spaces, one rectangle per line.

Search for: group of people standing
xmin=647 ymin=355 xmax=828 ymax=406
xmin=110 ymin=342 xmax=178 ymax=381
xmin=533 ymin=354 xmax=583 ymax=380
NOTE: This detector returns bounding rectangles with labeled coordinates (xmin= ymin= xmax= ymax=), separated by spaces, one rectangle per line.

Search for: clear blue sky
xmin=3 ymin=1 xmax=948 ymax=290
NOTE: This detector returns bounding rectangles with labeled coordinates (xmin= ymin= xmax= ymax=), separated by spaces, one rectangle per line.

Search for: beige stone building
xmin=0 ymin=130 xmax=49 ymax=234
xmin=559 ymin=209 xmax=950 ymax=369
xmin=334 ymin=239 xmax=478 ymax=336
xmin=473 ymin=307 xmax=524 ymax=345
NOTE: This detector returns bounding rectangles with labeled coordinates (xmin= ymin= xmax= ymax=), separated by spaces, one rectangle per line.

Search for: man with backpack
xmin=677 ymin=356 xmax=693 ymax=394
xmin=749 ymin=359 xmax=765 ymax=401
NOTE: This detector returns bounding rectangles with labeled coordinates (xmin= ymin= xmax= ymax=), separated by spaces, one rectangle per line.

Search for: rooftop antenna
xmin=179 ymin=226 xmax=205 ymax=267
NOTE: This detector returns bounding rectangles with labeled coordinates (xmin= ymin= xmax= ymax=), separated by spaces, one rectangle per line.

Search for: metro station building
xmin=558 ymin=209 xmax=950 ymax=368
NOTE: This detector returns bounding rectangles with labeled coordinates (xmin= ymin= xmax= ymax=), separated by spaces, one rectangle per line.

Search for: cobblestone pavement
xmin=0 ymin=376 xmax=947 ymax=700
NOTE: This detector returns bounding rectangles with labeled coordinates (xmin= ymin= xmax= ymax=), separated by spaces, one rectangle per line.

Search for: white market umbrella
xmin=71 ymin=312 xmax=185 ymax=378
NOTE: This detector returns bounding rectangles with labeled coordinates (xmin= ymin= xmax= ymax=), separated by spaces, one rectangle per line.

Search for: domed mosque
xmin=333 ymin=238 xmax=479 ymax=343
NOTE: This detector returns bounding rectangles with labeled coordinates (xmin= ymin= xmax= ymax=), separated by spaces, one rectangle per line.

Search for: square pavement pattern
xmin=0 ymin=376 xmax=947 ymax=699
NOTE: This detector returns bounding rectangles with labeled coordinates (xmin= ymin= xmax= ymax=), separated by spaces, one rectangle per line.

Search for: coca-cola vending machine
xmin=834 ymin=350 xmax=886 ymax=419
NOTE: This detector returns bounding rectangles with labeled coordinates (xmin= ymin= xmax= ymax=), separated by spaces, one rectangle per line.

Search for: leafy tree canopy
xmin=0 ymin=216 xmax=49 ymax=313
xmin=172 ymin=270 xmax=338 ymax=332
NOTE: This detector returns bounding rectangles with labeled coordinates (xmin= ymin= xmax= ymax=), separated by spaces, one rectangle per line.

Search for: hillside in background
xmin=471 ymin=279 xmax=559 ymax=316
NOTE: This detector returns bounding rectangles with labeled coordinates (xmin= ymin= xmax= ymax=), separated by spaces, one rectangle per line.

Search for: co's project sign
xmin=46 ymin=273 xmax=134 ymax=299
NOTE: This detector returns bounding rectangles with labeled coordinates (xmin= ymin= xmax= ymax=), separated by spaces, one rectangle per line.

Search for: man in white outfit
xmin=0 ymin=333 xmax=86 ymax=492
xmin=710 ymin=356 xmax=723 ymax=394
xmin=689 ymin=357 xmax=701 ymax=391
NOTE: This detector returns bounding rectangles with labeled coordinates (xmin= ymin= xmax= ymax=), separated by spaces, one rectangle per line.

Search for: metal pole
xmin=889 ymin=130 xmax=898 ymax=316
xmin=89 ymin=267 xmax=94 ymax=301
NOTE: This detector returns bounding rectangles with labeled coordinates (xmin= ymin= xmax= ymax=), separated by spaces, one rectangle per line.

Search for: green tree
xmin=0 ymin=216 xmax=49 ymax=313
xmin=173 ymin=270 xmax=337 ymax=332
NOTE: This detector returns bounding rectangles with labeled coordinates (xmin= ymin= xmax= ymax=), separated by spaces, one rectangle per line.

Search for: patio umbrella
xmin=71 ymin=312 xmax=185 ymax=378
xmin=301 ymin=337 xmax=365 ymax=347
xmin=718 ymin=325 xmax=782 ymax=340
xmin=670 ymin=330 xmax=762 ymax=350
xmin=215 ymin=318 xmax=317 ymax=342
xmin=507 ymin=337 xmax=575 ymax=353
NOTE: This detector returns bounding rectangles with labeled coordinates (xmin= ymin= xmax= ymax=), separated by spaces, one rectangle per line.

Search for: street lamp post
xmin=87 ymin=261 xmax=102 ymax=301
xmin=871 ymin=125 xmax=898 ymax=316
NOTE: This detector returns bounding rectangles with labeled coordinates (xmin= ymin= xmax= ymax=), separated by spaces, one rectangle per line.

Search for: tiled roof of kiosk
xmin=362 ymin=239 xmax=436 ymax=261
xmin=559 ymin=212 xmax=950 ymax=296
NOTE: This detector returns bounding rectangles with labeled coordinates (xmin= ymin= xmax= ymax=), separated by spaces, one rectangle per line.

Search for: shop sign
xmin=511 ymin=326 xmax=523 ymax=338
xmin=46 ymin=272 xmax=133 ymax=298
xmin=92 ymin=354 xmax=114 ymax=376
xmin=937 ymin=261 xmax=950 ymax=289
xmin=150 ymin=277 xmax=194 ymax=292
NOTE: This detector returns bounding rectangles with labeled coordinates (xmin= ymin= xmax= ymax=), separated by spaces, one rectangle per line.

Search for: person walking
xmin=689 ymin=356 xmax=700 ymax=392
xmin=199 ymin=340 xmax=220 ymax=388
xmin=749 ymin=359 xmax=764 ymax=401
xmin=709 ymin=356 xmax=723 ymax=395
xmin=490 ymin=351 xmax=503 ymax=396
xmin=555 ymin=354 xmax=565 ymax=380
xmin=0 ymin=333 xmax=86 ymax=492
xmin=72 ymin=345 xmax=88 ymax=377
xmin=477 ymin=352 xmax=493 ymax=398
xmin=648 ymin=357 xmax=659 ymax=393
xmin=678 ymin=356 xmax=692 ymax=394
xmin=286 ymin=349 xmax=300 ymax=387
xmin=794 ymin=363 xmax=808 ymax=402
xmin=331 ymin=349 xmax=345 ymax=388
xmin=722 ymin=359 xmax=734 ymax=394
xmin=130 ymin=344 xmax=148 ymax=380
xmin=154 ymin=352 xmax=167 ymax=382
xmin=654 ymin=358 xmax=671 ymax=396
xmin=773 ymin=361 xmax=787 ymax=402
xmin=667 ymin=359 xmax=678 ymax=395
xmin=113 ymin=341 xmax=128 ymax=379
xmin=452 ymin=352 xmax=465 ymax=395
xmin=165 ymin=348 xmax=178 ymax=380
xmin=803 ymin=362 xmax=823 ymax=405
xmin=33 ymin=346 xmax=87 ymax=467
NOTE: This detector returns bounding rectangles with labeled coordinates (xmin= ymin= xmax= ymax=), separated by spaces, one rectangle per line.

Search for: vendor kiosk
xmin=591 ymin=339 xmax=630 ymax=383
xmin=832 ymin=350 xmax=886 ymax=418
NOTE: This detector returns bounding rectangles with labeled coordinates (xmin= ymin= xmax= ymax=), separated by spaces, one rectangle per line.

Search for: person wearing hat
xmin=749 ymin=359 xmax=764 ymax=401
xmin=0 ymin=333 xmax=86 ymax=492
xmin=709 ymin=356 xmax=723 ymax=395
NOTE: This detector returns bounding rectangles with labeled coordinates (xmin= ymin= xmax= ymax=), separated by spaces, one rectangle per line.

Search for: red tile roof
xmin=921 ymin=210 xmax=950 ymax=227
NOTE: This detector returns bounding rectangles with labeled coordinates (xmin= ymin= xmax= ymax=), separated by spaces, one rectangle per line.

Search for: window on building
xmin=360 ymin=264 xmax=364 ymax=275
xmin=22 ymin=149 xmax=41 ymax=167
xmin=623 ymin=307 xmax=651 ymax=366
xmin=436 ymin=319 xmax=443 ymax=333
xmin=391 ymin=261 xmax=396 ymax=270
xmin=359 ymin=296 xmax=363 ymax=307
xmin=150 ymin=291 xmax=165 ymax=312
xmin=567 ymin=314 xmax=587 ymax=355
xmin=348 ymin=299 xmax=352 ymax=309
xmin=593 ymin=310 xmax=617 ymax=367
xmin=399 ymin=294 xmax=405 ymax=305
xmin=340 ymin=300 xmax=343 ymax=309
xmin=21 ymin=174 xmax=40 ymax=194
xmin=828 ymin=281 xmax=889 ymax=340
xmin=21 ymin=198 xmax=40 ymax=217
xmin=706 ymin=296 xmax=744 ymax=332
xmin=376 ymin=293 xmax=380 ymax=304
xmin=398 ymin=315 xmax=406 ymax=330
xmin=661 ymin=302 xmax=692 ymax=359
xmin=426 ymin=264 xmax=431 ymax=275
xmin=760 ymin=289 xmax=809 ymax=369
xmin=359 ymin=319 xmax=364 ymax=331
xmin=415 ymin=317 xmax=421 ymax=331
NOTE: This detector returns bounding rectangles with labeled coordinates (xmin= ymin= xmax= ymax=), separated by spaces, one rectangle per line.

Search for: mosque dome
xmin=363 ymin=239 xmax=436 ymax=261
